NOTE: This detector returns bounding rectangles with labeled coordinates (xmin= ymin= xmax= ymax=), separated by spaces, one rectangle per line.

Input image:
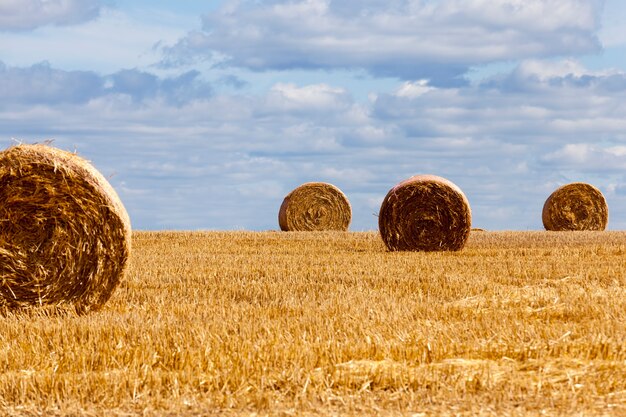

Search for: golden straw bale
xmin=0 ymin=144 xmax=131 ymax=313
xmin=542 ymin=182 xmax=608 ymax=231
xmin=378 ymin=175 xmax=472 ymax=251
xmin=279 ymin=182 xmax=351 ymax=231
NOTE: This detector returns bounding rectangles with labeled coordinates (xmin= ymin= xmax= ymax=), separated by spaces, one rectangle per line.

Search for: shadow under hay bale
xmin=378 ymin=175 xmax=472 ymax=251
xmin=0 ymin=144 xmax=131 ymax=313
xmin=542 ymin=183 xmax=608 ymax=231
xmin=279 ymin=182 xmax=351 ymax=231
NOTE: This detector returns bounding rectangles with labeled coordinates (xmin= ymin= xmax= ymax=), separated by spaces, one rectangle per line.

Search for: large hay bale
xmin=0 ymin=144 xmax=131 ymax=312
xmin=542 ymin=182 xmax=608 ymax=231
xmin=378 ymin=175 xmax=471 ymax=251
xmin=279 ymin=182 xmax=351 ymax=231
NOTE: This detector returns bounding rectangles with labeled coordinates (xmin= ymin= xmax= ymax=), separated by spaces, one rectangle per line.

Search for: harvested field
xmin=1 ymin=231 xmax=626 ymax=416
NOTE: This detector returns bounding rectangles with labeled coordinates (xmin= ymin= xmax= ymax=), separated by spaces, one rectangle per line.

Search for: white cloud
xmin=0 ymin=0 xmax=103 ymax=31
xmin=0 ymin=61 xmax=103 ymax=104
xmin=4 ymin=59 xmax=626 ymax=230
xmin=437 ymin=0 xmax=601 ymax=32
xmin=607 ymin=146 xmax=626 ymax=156
xmin=266 ymin=83 xmax=352 ymax=113
xmin=394 ymin=80 xmax=433 ymax=98
xmin=162 ymin=0 xmax=603 ymax=84
xmin=514 ymin=59 xmax=589 ymax=80
xmin=543 ymin=143 xmax=626 ymax=170
xmin=544 ymin=144 xmax=593 ymax=164
xmin=0 ymin=62 xmax=212 ymax=107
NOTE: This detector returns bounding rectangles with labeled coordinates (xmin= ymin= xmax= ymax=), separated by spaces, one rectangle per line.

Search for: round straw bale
xmin=279 ymin=182 xmax=351 ymax=231
xmin=542 ymin=182 xmax=608 ymax=231
xmin=379 ymin=175 xmax=471 ymax=251
xmin=0 ymin=144 xmax=131 ymax=312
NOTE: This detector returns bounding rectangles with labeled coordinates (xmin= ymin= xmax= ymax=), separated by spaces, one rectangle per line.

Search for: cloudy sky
xmin=2 ymin=0 xmax=626 ymax=230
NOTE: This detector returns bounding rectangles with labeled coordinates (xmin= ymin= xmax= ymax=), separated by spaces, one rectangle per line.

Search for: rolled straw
xmin=542 ymin=182 xmax=608 ymax=231
xmin=279 ymin=182 xmax=351 ymax=231
xmin=0 ymin=144 xmax=131 ymax=312
xmin=379 ymin=175 xmax=471 ymax=251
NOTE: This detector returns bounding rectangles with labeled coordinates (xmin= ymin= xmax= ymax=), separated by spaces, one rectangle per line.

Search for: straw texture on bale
xmin=279 ymin=182 xmax=351 ymax=231
xmin=379 ymin=175 xmax=472 ymax=251
xmin=0 ymin=144 xmax=131 ymax=312
xmin=542 ymin=182 xmax=608 ymax=231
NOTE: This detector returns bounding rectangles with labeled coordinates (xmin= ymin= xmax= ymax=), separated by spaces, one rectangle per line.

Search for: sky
xmin=2 ymin=0 xmax=626 ymax=231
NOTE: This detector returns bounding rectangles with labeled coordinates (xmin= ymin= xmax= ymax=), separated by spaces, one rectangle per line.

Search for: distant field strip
xmin=1 ymin=231 xmax=626 ymax=416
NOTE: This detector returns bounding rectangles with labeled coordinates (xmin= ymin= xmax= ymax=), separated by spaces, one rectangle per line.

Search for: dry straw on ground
xmin=0 ymin=144 xmax=131 ymax=313
xmin=379 ymin=174 xmax=472 ymax=251
xmin=279 ymin=182 xmax=351 ymax=231
xmin=542 ymin=182 xmax=608 ymax=231
xmin=3 ymin=230 xmax=626 ymax=415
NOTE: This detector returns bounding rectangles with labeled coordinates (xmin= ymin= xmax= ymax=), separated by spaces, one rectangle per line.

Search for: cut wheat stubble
xmin=378 ymin=175 xmax=472 ymax=251
xmin=0 ymin=144 xmax=131 ymax=313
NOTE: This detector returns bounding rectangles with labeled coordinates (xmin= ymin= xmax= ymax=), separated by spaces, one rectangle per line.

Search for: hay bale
xmin=378 ymin=175 xmax=471 ymax=251
xmin=279 ymin=182 xmax=351 ymax=231
xmin=542 ymin=182 xmax=608 ymax=231
xmin=0 ymin=144 xmax=131 ymax=313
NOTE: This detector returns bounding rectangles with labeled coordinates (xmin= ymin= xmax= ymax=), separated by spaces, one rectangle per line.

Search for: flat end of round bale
xmin=542 ymin=182 xmax=608 ymax=231
xmin=0 ymin=144 xmax=131 ymax=313
xmin=279 ymin=182 xmax=352 ymax=231
xmin=378 ymin=175 xmax=472 ymax=251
